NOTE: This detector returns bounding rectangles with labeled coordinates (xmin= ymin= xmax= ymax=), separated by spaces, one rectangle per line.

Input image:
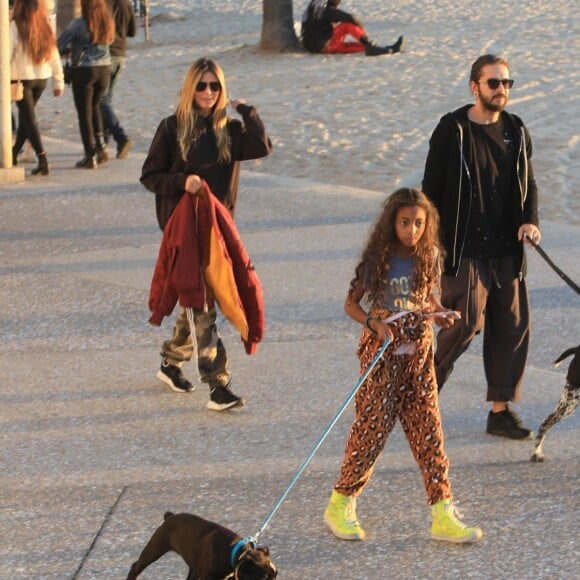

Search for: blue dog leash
xmin=233 ymin=337 xmax=391 ymax=552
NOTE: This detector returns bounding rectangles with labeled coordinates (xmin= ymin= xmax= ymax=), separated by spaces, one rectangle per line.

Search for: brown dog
xmin=127 ymin=512 xmax=277 ymax=579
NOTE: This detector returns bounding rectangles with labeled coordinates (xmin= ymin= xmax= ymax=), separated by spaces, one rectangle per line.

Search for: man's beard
xmin=480 ymin=93 xmax=508 ymax=113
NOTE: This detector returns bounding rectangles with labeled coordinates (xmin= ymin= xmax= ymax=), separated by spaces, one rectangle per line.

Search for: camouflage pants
xmin=160 ymin=306 xmax=231 ymax=388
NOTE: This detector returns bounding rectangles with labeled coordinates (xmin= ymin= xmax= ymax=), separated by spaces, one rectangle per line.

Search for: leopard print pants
xmin=334 ymin=310 xmax=452 ymax=505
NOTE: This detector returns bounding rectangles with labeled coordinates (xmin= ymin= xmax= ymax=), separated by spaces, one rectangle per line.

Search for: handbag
xmin=11 ymin=80 xmax=23 ymax=102
xmin=63 ymin=44 xmax=86 ymax=86
xmin=63 ymin=59 xmax=72 ymax=85
xmin=10 ymin=40 xmax=24 ymax=101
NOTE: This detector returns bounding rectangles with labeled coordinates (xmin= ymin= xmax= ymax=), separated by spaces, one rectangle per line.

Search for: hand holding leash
xmin=519 ymin=224 xmax=541 ymax=245
xmin=524 ymin=233 xmax=579 ymax=295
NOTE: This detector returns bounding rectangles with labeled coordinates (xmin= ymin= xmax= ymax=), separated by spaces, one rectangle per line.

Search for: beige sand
xmin=38 ymin=0 xmax=579 ymax=225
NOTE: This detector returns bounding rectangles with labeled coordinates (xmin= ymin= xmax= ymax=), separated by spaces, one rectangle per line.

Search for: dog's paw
xmin=530 ymin=452 xmax=545 ymax=463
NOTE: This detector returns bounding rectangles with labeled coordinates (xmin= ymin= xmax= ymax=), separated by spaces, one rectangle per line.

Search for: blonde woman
xmin=10 ymin=0 xmax=64 ymax=176
xmin=58 ymin=0 xmax=114 ymax=168
xmin=141 ymin=57 xmax=272 ymax=411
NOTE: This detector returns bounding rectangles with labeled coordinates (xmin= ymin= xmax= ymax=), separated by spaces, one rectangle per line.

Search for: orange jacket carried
xmin=148 ymin=182 xmax=264 ymax=355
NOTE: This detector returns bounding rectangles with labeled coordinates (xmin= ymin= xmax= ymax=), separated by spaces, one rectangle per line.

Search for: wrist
xmin=364 ymin=314 xmax=377 ymax=335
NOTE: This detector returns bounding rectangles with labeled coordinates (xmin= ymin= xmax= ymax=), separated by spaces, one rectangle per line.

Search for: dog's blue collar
xmin=230 ymin=536 xmax=255 ymax=568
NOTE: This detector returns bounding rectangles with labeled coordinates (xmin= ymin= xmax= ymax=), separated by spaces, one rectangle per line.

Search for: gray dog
xmin=530 ymin=345 xmax=580 ymax=462
xmin=127 ymin=512 xmax=277 ymax=579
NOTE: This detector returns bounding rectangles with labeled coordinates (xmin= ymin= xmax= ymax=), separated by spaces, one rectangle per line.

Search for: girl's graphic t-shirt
xmin=385 ymin=256 xmax=417 ymax=310
xmin=365 ymin=256 xmax=417 ymax=310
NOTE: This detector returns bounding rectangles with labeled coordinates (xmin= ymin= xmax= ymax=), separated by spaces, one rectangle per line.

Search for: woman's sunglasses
xmin=479 ymin=78 xmax=514 ymax=90
xmin=196 ymin=81 xmax=221 ymax=92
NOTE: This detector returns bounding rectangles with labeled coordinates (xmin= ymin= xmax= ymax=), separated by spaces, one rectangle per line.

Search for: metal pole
xmin=1 ymin=0 xmax=14 ymax=167
xmin=0 ymin=0 xmax=25 ymax=181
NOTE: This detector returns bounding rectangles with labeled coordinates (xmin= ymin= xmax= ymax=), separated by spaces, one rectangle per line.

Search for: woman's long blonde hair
xmin=12 ymin=0 xmax=56 ymax=64
xmin=81 ymin=0 xmax=115 ymax=45
xmin=176 ymin=58 xmax=231 ymax=163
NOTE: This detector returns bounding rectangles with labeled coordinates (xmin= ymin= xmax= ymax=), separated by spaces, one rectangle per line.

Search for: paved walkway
xmin=1 ymin=137 xmax=578 ymax=579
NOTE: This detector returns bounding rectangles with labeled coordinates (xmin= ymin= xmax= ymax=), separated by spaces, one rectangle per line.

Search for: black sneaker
xmin=206 ymin=383 xmax=245 ymax=411
xmin=486 ymin=405 xmax=533 ymax=440
xmin=157 ymin=360 xmax=195 ymax=393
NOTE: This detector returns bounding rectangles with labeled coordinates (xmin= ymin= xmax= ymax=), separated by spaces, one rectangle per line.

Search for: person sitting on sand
xmin=301 ymin=0 xmax=404 ymax=56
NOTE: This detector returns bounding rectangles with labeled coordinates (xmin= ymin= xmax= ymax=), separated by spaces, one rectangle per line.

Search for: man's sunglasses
xmin=196 ymin=81 xmax=221 ymax=92
xmin=478 ymin=78 xmax=514 ymax=90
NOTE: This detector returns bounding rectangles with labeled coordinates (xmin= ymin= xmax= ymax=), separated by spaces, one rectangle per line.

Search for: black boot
xmin=365 ymin=35 xmax=405 ymax=56
xmin=12 ymin=146 xmax=18 ymax=166
xmin=75 ymin=148 xmax=97 ymax=169
xmin=31 ymin=152 xmax=50 ymax=176
xmin=95 ymin=134 xmax=109 ymax=165
xmin=390 ymin=35 xmax=405 ymax=54
xmin=365 ymin=42 xmax=392 ymax=56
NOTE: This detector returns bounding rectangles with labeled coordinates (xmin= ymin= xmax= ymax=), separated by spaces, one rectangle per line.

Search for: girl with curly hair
xmin=324 ymin=188 xmax=483 ymax=544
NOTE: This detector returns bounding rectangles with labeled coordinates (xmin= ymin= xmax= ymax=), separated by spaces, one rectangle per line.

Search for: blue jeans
xmin=100 ymin=56 xmax=128 ymax=144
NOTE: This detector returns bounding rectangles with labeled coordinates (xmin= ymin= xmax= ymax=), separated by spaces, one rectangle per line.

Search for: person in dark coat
xmin=422 ymin=54 xmax=541 ymax=440
xmin=141 ymin=57 xmax=272 ymax=411
xmin=301 ymin=0 xmax=404 ymax=56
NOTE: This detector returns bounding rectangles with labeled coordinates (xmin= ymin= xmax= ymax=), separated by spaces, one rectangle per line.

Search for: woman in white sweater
xmin=10 ymin=0 xmax=64 ymax=176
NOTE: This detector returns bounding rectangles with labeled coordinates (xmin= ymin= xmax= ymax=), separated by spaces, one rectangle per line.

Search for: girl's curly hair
xmin=349 ymin=188 xmax=445 ymax=308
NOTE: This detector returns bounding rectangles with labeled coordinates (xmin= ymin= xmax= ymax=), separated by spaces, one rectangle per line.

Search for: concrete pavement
xmin=1 ymin=136 xmax=578 ymax=579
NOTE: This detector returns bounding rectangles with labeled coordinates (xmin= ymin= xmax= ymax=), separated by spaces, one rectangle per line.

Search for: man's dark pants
xmin=435 ymin=254 xmax=530 ymax=402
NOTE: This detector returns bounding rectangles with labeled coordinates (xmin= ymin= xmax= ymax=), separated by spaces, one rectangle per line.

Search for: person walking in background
xmin=101 ymin=0 xmax=137 ymax=160
xmin=422 ymin=54 xmax=541 ymax=440
xmin=323 ymin=188 xmax=482 ymax=544
xmin=302 ymin=0 xmax=404 ymax=57
xmin=10 ymin=0 xmax=64 ymax=176
xmin=58 ymin=0 xmax=114 ymax=169
xmin=140 ymin=57 xmax=272 ymax=411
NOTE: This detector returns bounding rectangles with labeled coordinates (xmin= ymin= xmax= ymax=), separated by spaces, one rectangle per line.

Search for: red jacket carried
xmin=148 ymin=183 xmax=264 ymax=355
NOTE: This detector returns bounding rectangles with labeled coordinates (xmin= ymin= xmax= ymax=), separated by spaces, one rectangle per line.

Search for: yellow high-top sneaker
xmin=324 ymin=490 xmax=365 ymax=540
xmin=431 ymin=499 xmax=483 ymax=543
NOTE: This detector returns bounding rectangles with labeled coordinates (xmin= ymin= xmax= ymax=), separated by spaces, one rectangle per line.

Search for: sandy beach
xmin=33 ymin=0 xmax=579 ymax=225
